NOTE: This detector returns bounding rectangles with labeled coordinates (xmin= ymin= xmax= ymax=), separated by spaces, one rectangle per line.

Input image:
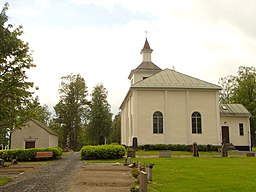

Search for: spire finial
xmin=145 ymin=30 xmax=148 ymax=38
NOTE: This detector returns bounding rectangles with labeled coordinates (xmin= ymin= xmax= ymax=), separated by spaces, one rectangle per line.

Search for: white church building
xmin=120 ymin=38 xmax=251 ymax=151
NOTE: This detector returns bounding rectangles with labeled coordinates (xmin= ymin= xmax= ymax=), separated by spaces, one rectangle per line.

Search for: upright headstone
xmin=140 ymin=171 xmax=148 ymax=192
xmin=127 ymin=148 xmax=136 ymax=158
xmin=138 ymin=162 xmax=141 ymax=171
xmin=0 ymin=159 xmax=4 ymax=167
xmin=11 ymin=159 xmax=18 ymax=165
xmin=146 ymin=164 xmax=154 ymax=181
xmin=127 ymin=157 xmax=131 ymax=165
xmin=193 ymin=142 xmax=199 ymax=157
xmin=132 ymin=137 xmax=138 ymax=150
xmin=221 ymin=140 xmax=228 ymax=157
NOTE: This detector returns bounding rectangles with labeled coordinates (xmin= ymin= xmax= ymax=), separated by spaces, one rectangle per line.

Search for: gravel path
xmin=0 ymin=152 xmax=83 ymax=192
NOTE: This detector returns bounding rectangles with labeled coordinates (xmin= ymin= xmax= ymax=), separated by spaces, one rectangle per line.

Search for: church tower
xmin=128 ymin=38 xmax=162 ymax=85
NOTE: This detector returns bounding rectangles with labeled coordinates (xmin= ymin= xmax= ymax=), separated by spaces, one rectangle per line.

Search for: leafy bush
xmin=130 ymin=184 xmax=140 ymax=192
xmin=138 ymin=144 xmax=220 ymax=152
xmin=131 ymin=168 xmax=140 ymax=179
xmin=0 ymin=147 xmax=63 ymax=161
xmin=80 ymin=144 xmax=125 ymax=160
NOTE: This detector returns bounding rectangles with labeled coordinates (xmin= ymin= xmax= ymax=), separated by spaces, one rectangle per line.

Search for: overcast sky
xmin=3 ymin=0 xmax=256 ymax=115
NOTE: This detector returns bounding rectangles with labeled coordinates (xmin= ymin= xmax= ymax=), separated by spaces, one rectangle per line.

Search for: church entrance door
xmin=221 ymin=126 xmax=230 ymax=143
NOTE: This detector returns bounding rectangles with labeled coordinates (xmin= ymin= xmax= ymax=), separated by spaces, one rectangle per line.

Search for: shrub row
xmin=0 ymin=147 xmax=63 ymax=161
xmin=80 ymin=144 xmax=126 ymax=160
xmin=138 ymin=144 xmax=220 ymax=152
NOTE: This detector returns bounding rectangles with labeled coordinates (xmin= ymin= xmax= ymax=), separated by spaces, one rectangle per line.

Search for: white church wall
xmin=189 ymin=90 xmax=220 ymax=145
xmin=220 ymin=116 xmax=251 ymax=148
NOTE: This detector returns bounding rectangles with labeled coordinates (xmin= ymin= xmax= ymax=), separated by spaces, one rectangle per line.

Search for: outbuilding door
xmin=221 ymin=126 xmax=230 ymax=143
xmin=25 ymin=141 xmax=35 ymax=149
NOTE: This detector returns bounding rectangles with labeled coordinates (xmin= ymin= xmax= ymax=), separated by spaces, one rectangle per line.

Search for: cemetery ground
xmin=137 ymin=156 xmax=256 ymax=191
xmin=86 ymin=149 xmax=256 ymax=192
xmin=0 ymin=152 xmax=135 ymax=192
xmin=0 ymin=148 xmax=256 ymax=191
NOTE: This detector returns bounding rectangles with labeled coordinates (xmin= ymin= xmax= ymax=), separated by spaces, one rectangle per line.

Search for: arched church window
xmin=192 ymin=112 xmax=202 ymax=134
xmin=153 ymin=111 xmax=163 ymax=134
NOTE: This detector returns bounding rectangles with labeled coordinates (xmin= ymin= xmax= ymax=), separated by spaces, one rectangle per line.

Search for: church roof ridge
xmin=132 ymin=68 xmax=221 ymax=90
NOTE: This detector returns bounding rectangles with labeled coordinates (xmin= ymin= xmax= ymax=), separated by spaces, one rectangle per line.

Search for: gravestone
xmin=146 ymin=164 xmax=154 ymax=181
xmin=193 ymin=142 xmax=199 ymax=157
xmin=221 ymin=140 xmax=228 ymax=157
xmin=127 ymin=148 xmax=135 ymax=158
xmin=0 ymin=158 xmax=4 ymax=167
xmin=11 ymin=159 xmax=18 ymax=165
xmin=246 ymin=152 xmax=255 ymax=157
xmin=127 ymin=157 xmax=131 ymax=165
xmin=132 ymin=137 xmax=138 ymax=150
xmin=159 ymin=150 xmax=172 ymax=157
xmin=140 ymin=171 xmax=148 ymax=192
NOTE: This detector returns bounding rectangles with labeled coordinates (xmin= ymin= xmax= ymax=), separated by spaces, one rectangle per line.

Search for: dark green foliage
xmin=219 ymin=66 xmax=256 ymax=146
xmin=0 ymin=147 xmax=62 ymax=161
xmin=109 ymin=113 xmax=121 ymax=144
xmin=86 ymin=84 xmax=112 ymax=145
xmin=53 ymin=74 xmax=89 ymax=150
xmin=80 ymin=144 xmax=125 ymax=160
xmin=130 ymin=185 xmax=140 ymax=192
xmin=0 ymin=3 xmax=49 ymax=146
xmin=131 ymin=168 xmax=140 ymax=179
xmin=138 ymin=144 xmax=220 ymax=152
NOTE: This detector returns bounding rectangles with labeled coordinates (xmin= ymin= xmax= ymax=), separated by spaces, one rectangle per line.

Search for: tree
xmin=109 ymin=113 xmax=121 ymax=144
xmin=0 ymin=3 xmax=37 ymax=146
xmin=219 ymin=66 xmax=256 ymax=146
xmin=23 ymin=96 xmax=52 ymax=125
xmin=53 ymin=74 xmax=89 ymax=150
xmin=218 ymin=75 xmax=237 ymax=104
xmin=87 ymin=84 xmax=112 ymax=145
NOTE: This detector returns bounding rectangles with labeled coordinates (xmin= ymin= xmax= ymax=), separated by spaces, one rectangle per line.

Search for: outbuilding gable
xmin=11 ymin=118 xmax=58 ymax=149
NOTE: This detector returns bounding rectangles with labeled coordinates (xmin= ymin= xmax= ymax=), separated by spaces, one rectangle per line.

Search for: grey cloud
xmin=198 ymin=0 xmax=256 ymax=38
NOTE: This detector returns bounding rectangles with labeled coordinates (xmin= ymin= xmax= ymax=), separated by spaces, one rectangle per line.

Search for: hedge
xmin=138 ymin=144 xmax=220 ymax=152
xmin=80 ymin=144 xmax=126 ymax=160
xmin=0 ymin=147 xmax=63 ymax=161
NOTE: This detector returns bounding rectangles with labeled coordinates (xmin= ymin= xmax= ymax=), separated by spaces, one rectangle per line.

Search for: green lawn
xmin=136 ymin=157 xmax=256 ymax=192
xmin=83 ymin=150 xmax=256 ymax=191
xmin=0 ymin=178 xmax=12 ymax=186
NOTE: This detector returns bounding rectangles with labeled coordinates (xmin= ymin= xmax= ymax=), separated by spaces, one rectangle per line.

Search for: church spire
xmin=140 ymin=38 xmax=153 ymax=62
xmin=128 ymin=37 xmax=161 ymax=83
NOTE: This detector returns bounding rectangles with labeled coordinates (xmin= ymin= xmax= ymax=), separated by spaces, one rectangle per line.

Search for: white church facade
xmin=120 ymin=38 xmax=251 ymax=151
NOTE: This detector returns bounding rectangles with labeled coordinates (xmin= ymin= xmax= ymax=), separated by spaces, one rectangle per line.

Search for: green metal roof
xmin=220 ymin=104 xmax=251 ymax=116
xmin=132 ymin=68 xmax=221 ymax=90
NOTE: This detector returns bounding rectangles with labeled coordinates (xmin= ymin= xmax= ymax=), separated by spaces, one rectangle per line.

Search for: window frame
xmin=191 ymin=111 xmax=202 ymax=134
xmin=239 ymin=123 xmax=244 ymax=136
xmin=153 ymin=111 xmax=163 ymax=134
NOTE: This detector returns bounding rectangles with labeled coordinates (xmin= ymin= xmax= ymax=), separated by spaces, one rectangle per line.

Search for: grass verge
xmin=136 ymin=157 xmax=256 ymax=192
xmin=0 ymin=178 xmax=12 ymax=186
xmin=83 ymin=150 xmax=256 ymax=191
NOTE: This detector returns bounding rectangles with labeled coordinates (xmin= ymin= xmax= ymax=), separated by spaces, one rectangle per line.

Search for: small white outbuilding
xmin=11 ymin=118 xmax=58 ymax=149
